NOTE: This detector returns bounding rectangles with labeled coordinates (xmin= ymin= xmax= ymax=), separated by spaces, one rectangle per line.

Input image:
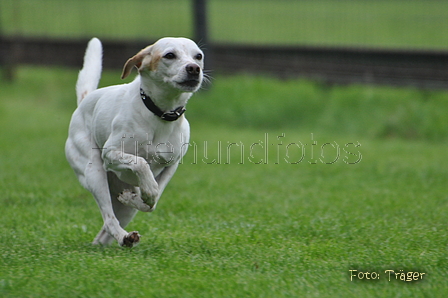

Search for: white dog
xmin=65 ymin=37 xmax=204 ymax=247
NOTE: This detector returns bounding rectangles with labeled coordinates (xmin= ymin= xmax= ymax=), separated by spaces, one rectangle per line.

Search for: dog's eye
xmin=195 ymin=53 xmax=203 ymax=61
xmin=163 ymin=52 xmax=176 ymax=60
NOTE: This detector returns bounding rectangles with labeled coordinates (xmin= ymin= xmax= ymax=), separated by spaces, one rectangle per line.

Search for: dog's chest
xmin=122 ymin=127 xmax=188 ymax=168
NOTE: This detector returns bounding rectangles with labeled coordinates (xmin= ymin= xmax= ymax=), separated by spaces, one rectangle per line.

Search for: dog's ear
xmin=121 ymin=45 xmax=153 ymax=79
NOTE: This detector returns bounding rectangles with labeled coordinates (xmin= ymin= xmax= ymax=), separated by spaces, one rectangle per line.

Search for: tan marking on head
xmin=121 ymin=45 xmax=153 ymax=79
xmin=148 ymin=51 xmax=162 ymax=71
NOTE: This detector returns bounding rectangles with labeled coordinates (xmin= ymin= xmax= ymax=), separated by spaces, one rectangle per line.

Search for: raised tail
xmin=76 ymin=38 xmax=103 ymax=105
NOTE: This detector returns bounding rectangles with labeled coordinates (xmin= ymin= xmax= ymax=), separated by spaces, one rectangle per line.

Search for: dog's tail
xmin=76 ymin=38 xmax=103 ymax=105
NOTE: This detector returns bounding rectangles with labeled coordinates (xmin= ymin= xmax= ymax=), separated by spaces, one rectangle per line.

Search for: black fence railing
xmin=1 ymin=36 xmax=448 ymax=89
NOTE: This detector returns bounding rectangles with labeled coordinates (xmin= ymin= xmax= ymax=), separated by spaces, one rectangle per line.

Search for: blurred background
xmin=1 ymin=0 xmax=447 ymax=48
xmin=0 ymin=0 xmax=447 ymax=141
xmin=0 ymin=0 xmax=448 ymax=140
xmin=1 ymin=0 xmax=447 ymax=87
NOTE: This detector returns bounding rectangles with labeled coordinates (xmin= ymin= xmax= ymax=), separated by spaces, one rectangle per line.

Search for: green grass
xmin=191 ymin=75 xmax=448 ymax=142
xmin=1 ymin=0 xmax=448 ymax=49
xmin=1 ymin=66 xmax=448 ymax=297
xmin=210 ymin=0 xmax=448 ymax=49
xmin=0 ymin=0 xmax=193 ymax=39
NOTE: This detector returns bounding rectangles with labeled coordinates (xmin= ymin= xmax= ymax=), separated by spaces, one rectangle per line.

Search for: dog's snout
xmin=186 ymin=63 xmax=200 ymax=76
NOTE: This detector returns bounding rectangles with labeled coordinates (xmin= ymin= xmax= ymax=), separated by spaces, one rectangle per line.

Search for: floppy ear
xmin=121 ymin=45 xmax=152 ymax=79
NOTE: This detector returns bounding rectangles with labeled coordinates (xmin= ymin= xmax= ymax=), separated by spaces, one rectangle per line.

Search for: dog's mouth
xmin=177 ymin=79 xmax=200 ymax=88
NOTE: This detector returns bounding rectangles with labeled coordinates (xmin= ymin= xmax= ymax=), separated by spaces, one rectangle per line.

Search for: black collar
xmin=140 ymin=88 xmax=186 ymax=121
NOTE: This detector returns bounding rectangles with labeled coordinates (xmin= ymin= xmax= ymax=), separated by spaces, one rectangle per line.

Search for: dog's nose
xmin=186 ymin=63 xmax=200 ymax=76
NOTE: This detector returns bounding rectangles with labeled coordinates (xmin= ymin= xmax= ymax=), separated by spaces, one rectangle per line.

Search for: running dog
xmin=65 ymin=37 xmax=204 ymax=247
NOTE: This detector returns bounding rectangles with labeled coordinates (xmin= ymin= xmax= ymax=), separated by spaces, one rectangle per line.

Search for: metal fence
xmin=1 ymin=0 xmax=448 ymax=88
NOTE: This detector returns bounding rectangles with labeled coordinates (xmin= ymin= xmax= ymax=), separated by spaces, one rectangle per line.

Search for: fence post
xmin=193 ymin=0 xmax=208 ymax=44
xmin=192 ymin=0 xmax=213 ymax=76
xmin=0 ymin=2 xmax=17 ymax=81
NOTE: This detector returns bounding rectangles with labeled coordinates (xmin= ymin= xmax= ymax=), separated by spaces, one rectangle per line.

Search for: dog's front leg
xmin=103 ymin=150 xmax=159 ymax=209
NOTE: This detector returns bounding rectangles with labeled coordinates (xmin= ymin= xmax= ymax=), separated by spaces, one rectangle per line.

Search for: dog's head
xmin=121 ymin=37 xmax=204 ymax=93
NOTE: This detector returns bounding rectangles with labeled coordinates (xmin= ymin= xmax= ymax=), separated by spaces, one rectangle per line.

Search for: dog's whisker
xmin=200 ymin=73 xmax=213 ymax=90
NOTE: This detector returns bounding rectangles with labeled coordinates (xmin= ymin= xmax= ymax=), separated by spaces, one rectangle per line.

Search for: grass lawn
xmin=0 ymin=66 xmax=447 ymax=297
xmin=1 ymin=0 xmax=448 ymax=49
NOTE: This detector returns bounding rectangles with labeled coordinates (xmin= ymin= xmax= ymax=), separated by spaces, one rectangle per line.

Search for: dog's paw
xmin=117 ymin=189 xmax=154 ymax=212
xmin=117 ymin=189 xmax=138 ymax=205
xmin=121 ymin=231 xmax=141 ymax=247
